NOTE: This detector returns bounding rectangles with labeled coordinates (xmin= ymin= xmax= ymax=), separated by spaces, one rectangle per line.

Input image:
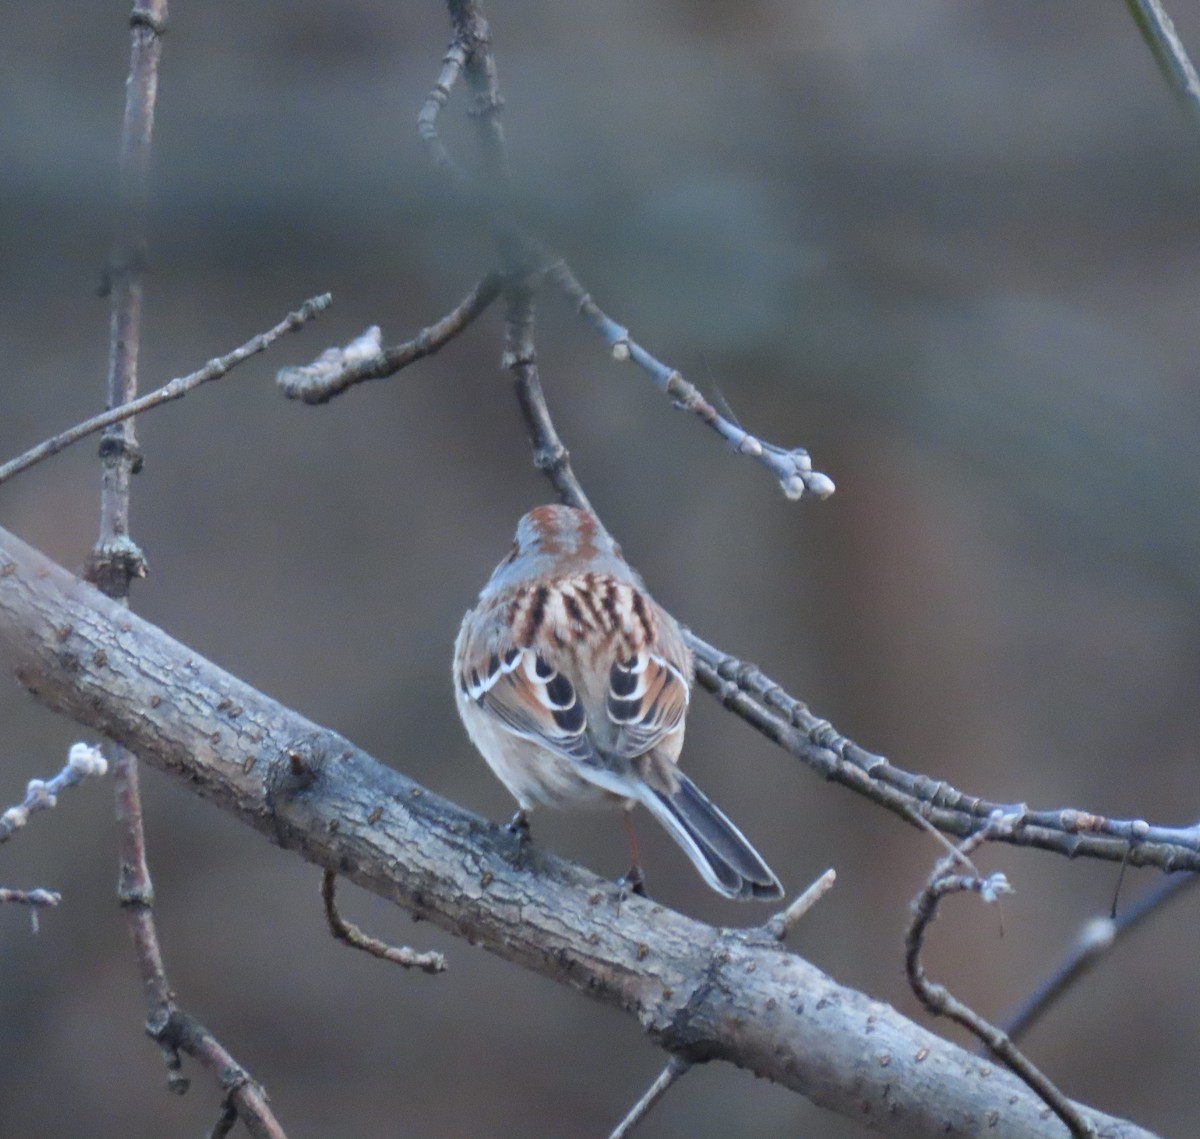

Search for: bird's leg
xmin=617 ymin=810 xmax=648 ymax=898
xmin=505 ymin=808 xmax=532 ymax=866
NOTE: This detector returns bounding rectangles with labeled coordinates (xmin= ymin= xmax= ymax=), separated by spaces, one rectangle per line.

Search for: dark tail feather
xmin=641 ymin=773 xmax=783 ymax=901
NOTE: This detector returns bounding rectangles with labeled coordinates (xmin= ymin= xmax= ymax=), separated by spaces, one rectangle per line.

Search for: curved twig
xmin=321 ymin=869 xmax=447 ymax=974
xmin=906 ymin=814 xmax=1097 ymax=1138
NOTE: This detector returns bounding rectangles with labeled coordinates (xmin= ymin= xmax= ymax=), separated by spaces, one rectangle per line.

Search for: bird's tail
xmin=638 ymin=772 xmax=783 ymax=901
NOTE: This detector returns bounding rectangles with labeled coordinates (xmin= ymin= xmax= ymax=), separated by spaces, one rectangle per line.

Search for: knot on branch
xmin=97 ymin=245 xmax=151 ymax=297
xmin=86 ymin=535 xmax=148 ymax=598
xmin=97 ymin=432 xmax=145 ymax=474
xmin=468 ymin=91 xmax=505 ymax=119
xmin=268 ymin=737 xmax=331 ymax=796
xmin=145 ymin=1005 xmax=192 ymax=1095
xmin=129 ymin=6 xmax=168 ymax=35
xmin=277 ymin=325 xmax=383 ymax=404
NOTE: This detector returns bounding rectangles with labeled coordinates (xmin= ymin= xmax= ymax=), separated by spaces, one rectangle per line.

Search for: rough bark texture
xmin=0 ymin=521 xmax=1158 ymax=1139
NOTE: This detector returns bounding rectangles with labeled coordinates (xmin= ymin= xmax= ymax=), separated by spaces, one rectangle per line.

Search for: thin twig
xmin=764 ymin=868 xmax=837 ymax=942
xmin=97 ymin=0 xmax=176 ymax=1104
xmin=502 ymin=285 xmax=593 ymax=512
xmin=0 ymin=743 xmax=109 ymax=843
xmin=417 ymin=37 xmax=470 ymax=181
xmin=92 ymin=7 xmax=291 ymax=1137
xmin=447 ymin=0 xmax=511 ymax=186
xmin=0 ymin=294 xmax=331 ymax=488
xmin=0 ymin=886 xmax=60 ymax=933
xmin=608 ymin=1056 xmax=693 ymax=1139
xmin=545 ymin=260 xmax=835 ymax=501
xmin=321 ymin=870 xmax=447 ymax=974
xmin=1001 ymin=870 xmax=1199 ymax=1044
xmin=1124 ymin=0 xmax=1200 ymax=124
xmin=0 ymin=888 xmax=62 ymax=910
xmin=276 ymin=276 xmax=500 ymax=404
xmin=447 ymin=0 xmax=587 ymax=515
xmin=206 ymin=1096 xmax=239 ymax=1139
xmin=906 ymin=813 xmax=1098 ymax=1139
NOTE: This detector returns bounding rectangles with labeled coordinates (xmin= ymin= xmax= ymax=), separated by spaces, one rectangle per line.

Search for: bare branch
xmin=1124 ymin=0 xmax=1200 ymax=124
xmin=424 ymin=1 xmax=832 ymax=501
xmin=417 ymin=37 xmax=470 ymax=180
xmin=321 ymin=870 xmax=447 ymax=974
xmin=906 ymin=814 xmax=1098 ymax=1139
xmin=502 ymin=284 xmax=593 ymax=512
xmin=0 ymin=295 xmax=331 ymax=489
xmin=276 ymin=277 xmax=499 ymax=404
xmin=447 ymin=0 xmax=511 ymax=186
xmin=93 ymin=0 xmax=171 ymax=594
xmin=688 ymin=629 xmax=1200 ymax=872
xmin=146 ymin=1009 xmax=288 ymax=1139
xmin=86 ymin=8 xmax=292 ymax=1138
xmin=545 ymin=261 xmax=835 ymax=501
xmin=608 ymin=1055 xmax=693 ymax=1139
xmin=1002 ymin=870 xmax=1199 ymax=1044
xmin=0 ymin=523 xmax=1160 ymax=1139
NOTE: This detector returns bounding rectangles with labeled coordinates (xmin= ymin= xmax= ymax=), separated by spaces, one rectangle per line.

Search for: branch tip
xmin=608 ymin=1055 xmax=693 ymax=1139
xmin=767 ymin=868 xmax=837 ymax=941
xmin=1 ymin=740 xmax=112 ymax=843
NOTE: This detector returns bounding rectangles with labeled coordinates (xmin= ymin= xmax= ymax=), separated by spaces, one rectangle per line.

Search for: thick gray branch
xmin=0 ymin=522 xmax=1156 ymax=1139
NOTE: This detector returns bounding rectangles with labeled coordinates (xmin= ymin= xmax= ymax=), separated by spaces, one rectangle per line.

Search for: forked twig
xmin=906 ymin=813 xmax=1097 ymax=1139
xmin=417 ymin=0 xmax=833 ymax=501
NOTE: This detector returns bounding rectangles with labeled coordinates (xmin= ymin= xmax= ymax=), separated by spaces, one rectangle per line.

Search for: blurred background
xmin=2 ymin=2 xmax=1199 ymax=1136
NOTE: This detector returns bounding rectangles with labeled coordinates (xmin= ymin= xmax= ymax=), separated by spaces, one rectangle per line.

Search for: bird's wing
xmin=459 ymin=643 xmax=599 ymax=767
xmin=604 ymin=648 xmax=690 ymax=760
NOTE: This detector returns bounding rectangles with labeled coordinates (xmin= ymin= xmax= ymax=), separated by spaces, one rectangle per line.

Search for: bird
xmin=453 ymin=503 xmax=783 ymax=901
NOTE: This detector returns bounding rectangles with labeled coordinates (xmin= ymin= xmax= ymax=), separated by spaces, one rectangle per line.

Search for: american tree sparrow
xmin=454 ymin=504 xmax=783 ymax=901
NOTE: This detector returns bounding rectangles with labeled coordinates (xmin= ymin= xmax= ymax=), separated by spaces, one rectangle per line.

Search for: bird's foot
xmin=505 ymin=809 xmax=531 ymax=866
xmin=616 ymin=863 xmax=648 ymax=901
